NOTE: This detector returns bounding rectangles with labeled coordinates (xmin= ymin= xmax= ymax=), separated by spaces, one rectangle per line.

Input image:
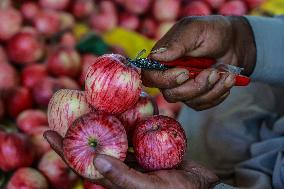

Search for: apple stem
xmin=152 ymin=124 xmax=159 ymax=131
xmin=88 ymin=138 xmax=98 ymax=149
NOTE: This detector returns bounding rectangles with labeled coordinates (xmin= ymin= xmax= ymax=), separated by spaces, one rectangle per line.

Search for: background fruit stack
xmin=0 ymin=0 xmax=268 ymax=188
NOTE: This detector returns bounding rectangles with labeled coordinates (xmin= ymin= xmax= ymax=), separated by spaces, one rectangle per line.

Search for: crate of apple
xmin=47 ymin=53 xmax=188 ymax=181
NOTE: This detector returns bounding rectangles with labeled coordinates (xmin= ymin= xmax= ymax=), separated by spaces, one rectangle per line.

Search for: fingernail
xmin=151 ymin=47 xmax=167 ymax=54
xmin=94 ymin=157 xmax=112 ymax=173
xmin=208 ymin=70 xmax=219 ymax=85
xmin=224 ymin=74 xmax=235 ymax=87
xmin=176 ymin=72 xmax=189 ymax=84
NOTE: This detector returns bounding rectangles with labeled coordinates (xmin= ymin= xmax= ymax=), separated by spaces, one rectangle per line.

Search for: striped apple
xmin=7 ymin=168 xmax=48 ymax=189
xmin=133 ymin=115 xmax=187 ymax=171
xmin=63 ymin=112 xmax=128 ymax=180
xmin=48 ymin=89 xmax=93 ymax=137
xmin=85 ymin=54 xmax=142 ymax=114
xmin=119 ymin=92 xmax=156 ymax=140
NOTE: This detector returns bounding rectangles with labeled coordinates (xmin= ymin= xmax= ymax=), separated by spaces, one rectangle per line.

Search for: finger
xmin=162 ymin=69 xmax=220 ymax=102
xmin=184 ymin=73 xmax=235 ymax=107
xmin=94 ymin=155 xmax=154 ymax=189
xmin=91 ymin=179 xmax=117 ymax=189
xmin=180 ymin=160 xmax=219 ymax=183
xmin=141 ymin=68 xmax=189 ymax=89
xmin=43 ymin=130 xmax=64 ymax=157
xmin=186 ymin=91 xmax=229 ymax=111
xmin=150 ymin=41 xmax=186 ymax=62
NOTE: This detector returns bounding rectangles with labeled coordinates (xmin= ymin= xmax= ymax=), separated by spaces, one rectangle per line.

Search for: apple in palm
xmin=85 ymin=54 xmax=142 ymax=114
xmin=63 ymin=112 xmax=128 ymax=180
xmin=133 ymin=115 xmax=187 ymax=171
xmin=119 ymin=92 xmax=156 ymax=139
xmin=48 ymin=89 xmax=92 ymax=137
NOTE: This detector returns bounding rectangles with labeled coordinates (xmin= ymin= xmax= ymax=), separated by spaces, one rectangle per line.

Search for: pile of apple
xmin=48 ymin=54 xmax=187 ymax=182
xmin=0 ymin=0 xmax=266 ymax=188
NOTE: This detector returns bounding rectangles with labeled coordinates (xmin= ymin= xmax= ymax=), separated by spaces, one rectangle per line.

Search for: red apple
xmin=139 ymin=18 xmax=158 ymax=39
xmin=6 ymin=87 xmax=33 ymax=118
xmin=21 ymin=64 xmax=48 ymax=89
xmin=79 ymin=54 xmax=98 ymax=86
xmin=0 ymin=98 xmax=4 ymax=120
xmin=110 ymin=45 xmax=127 ymax=56
xmin=84 ymin=181 xmax=106 ymax=189
xmin=182 ymin=1 xmax=212 ymax=16
xmin=30 ymin=126 xmax=50 ymax=158
xmin=32 ymin=77 xmax=62 ymax=107
xmin=58 ymin=76 xmax=80 ymax=90
xmin=89 ymin=1 xmax=118 ymax=33
xmin=59 ymin=12 xmax=75 ymax=31
xmin=156 ymin=94 xmax=182 ymax=115
xmin=0 ymin=0 xmax=11 ymax=9
xmin=133 ymin=115 xmax=187 ymax=170
xmin=72 ymin=0 xmax=95 ymax=19
xmin=245 ymin=0 xmax=265 ymax=9
xmin=119 ymin=92 xmax=155 ymax=139
xmin=20 ymin=2 xmax=40 ymax=21
xmin=0 ymin=131 xmax=35 ymax=171
xmin=34 ymin=10 xmax=61 ymax=37
xmin=203 ymin=0 xmax=226 ymax=9
xmin=0 ymin=46 xmax=7 ymax=63
xmin=6 ymin=30 xmax=44 ymax=64
xmin=47 ymin=47 xmax=81 ymax=78
xmin=48 ymin=89 xmax=92 ymax=137
xmin=219 ymin=0 xmax=248 ymax=16
xmin=6 ymin=168 xmax=48 ymax=189
xmin=38 ymin=150 xmax=77 ymax=189
xmin=114 ymin=0 xmax=125 ymax=4
xmin=156 ymin=21 xmax=175 ymax=40
xmin=63 ymin=112 xmax=128 ymax=179
xmin=85 ymin=54 xmax=142 ymax=114
xmin=39 ymin=0 xmax=70 ymax=10
xmin=153 ymin=0 xmax=180 ymax=21
xmin=119 ymin=12 xmax=140 ymax=31
xmin=60 ymin=32 xmax=77 ymax=48
xmin=16 ymin=109 xmax=48 ymax=134
xmin=0 ymin=62 xmax=18 ymax=95
xmin=0 ymin=8 xmax=22 ymax=41
xmin=124 ymin=0 xmax=151 ymax=15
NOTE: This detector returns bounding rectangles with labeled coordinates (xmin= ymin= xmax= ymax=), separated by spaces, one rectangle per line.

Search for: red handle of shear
xmin=160 ymin=57 xmax=250 ymax=86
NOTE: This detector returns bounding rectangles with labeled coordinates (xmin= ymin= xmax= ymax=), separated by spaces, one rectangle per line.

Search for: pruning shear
xmin=127 ymin=49 xmax=250 ymax=86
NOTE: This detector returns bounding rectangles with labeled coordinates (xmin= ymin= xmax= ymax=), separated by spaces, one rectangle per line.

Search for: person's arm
xmin=245 ymin=16 xmax=284 ymax=86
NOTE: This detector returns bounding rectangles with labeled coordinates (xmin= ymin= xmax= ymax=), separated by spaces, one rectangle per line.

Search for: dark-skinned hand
xmin=44 ymin=130 xmax=219 ymax=189
xmin=142 ymin=15 xmax=256 ymax=110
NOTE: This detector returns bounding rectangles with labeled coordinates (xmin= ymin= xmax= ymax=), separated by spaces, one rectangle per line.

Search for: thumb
xmin=43 ymin=130 xmax=64 ymax=157
xmin=94 ymin=155 xmax=153 ymax=189
xmin=150 ymin=41 xmax=186 ymax=62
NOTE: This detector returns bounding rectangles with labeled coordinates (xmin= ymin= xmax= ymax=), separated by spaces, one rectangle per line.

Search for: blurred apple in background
xmin=0 ymin=7 xmax=22 ymax=41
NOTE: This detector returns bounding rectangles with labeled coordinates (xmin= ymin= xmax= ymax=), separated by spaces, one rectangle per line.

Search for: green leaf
xmin=75 ymin=32 xmax=110 ymax=56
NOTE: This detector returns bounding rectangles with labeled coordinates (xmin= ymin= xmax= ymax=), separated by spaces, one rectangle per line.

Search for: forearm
xmin=245 ymin=16 xmax=284 ymax=86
